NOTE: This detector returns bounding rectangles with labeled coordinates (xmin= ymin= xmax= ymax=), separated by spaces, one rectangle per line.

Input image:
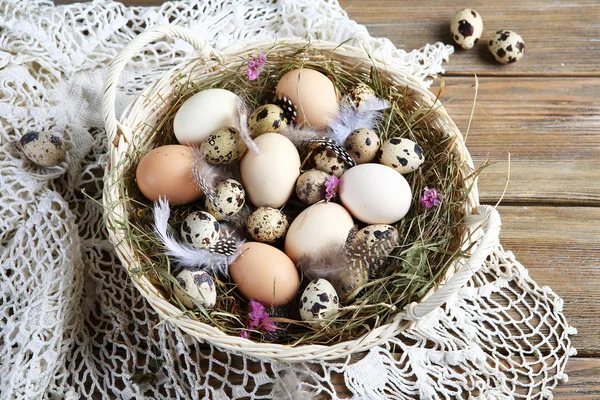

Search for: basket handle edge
xmin=404 ymin=204 xmax=502 ymax=321
xmin=102 ymin=25 xmax=216 ymax=146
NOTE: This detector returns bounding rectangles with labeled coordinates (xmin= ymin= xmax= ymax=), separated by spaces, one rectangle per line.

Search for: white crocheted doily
xmin=0 ymin=1 xmax=576 ymax=399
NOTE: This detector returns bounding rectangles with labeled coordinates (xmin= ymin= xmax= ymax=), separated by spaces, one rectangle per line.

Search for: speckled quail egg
xmin=180 ymin=211 xmax=220 ymax=250
xmin=356 ymin=224 xmax=399 ymax=253
xmin=173 ymin=269 xmax=217 ymax=309
xmin=378 ymin=137 xmax=424 ymax=174
xmin=247 ymin=207 xmax=289 ymax=243
xmin=299 ymin=279 xmax=340 ymax=323
xmin=344 ymin=128 xmax=381 ymax=164
xmin=205 ymin=179 xmax=246 ymax=220
xmin=450 ymin=9 xmax=483 ymax=50
xmin=20 ymin=131 xmax=66 ymax=167
xmin=488 ymin=30 xmax=525 ymax=64
xmin=295 ymin=169 xmax=330 ymax=204
xmin=248 ymin=104 xmax=288 ymax=137
xmin=306 ymin=145 xmax=346 ymax=177
xmin=342 ymin=83 xmax=378 ymax=109
xmin=200 ymin=127 xmax=247 ymax=164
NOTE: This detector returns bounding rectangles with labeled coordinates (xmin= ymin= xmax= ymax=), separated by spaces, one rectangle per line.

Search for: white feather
xmin=327 ymin=99 xmax=386 ymax=145
xmin=234 ymin=97 xmax=260 ymax=155
xmin=280 ymin=125 xmax=320 ymax=146
xmin=358 ymin=95 xmax=391 ymax=112
xmin=190 ymin=146 xmax=230 ymax=195
xmin=271 ymin=371 xmax=317 ymax=400
xmin=152 ymin=198 xmax=243 ymax=276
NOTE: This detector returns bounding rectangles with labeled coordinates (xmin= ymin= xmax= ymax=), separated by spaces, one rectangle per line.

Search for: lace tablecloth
xmin=0 ymin=0 xmax=575 ymax=398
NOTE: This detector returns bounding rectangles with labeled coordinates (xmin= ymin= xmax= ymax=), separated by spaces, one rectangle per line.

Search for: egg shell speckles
xmin=173 ymin=269 xmax=217 ymax=309
xmin=344 ymin=128 xmax=381 ymax=164
xmin=378 ymin=137 xmax=424 ymax=174
xmin=180 ymin=211 xmax=220 ymax=250
xmin=205 ymin=179 xmax=246 ymax=221
xmin=356 ymin=224 xmax=399 ymax=255
xmin=248 ymin=104 xmax=288 ymax=137
xmin=306 ymin=146 xmax=346 ymax=178
xmin=299 ymin=279 xmax=340 ymax=323
xmin=295 ymin=169 xmax=329 ymax=204
xmin=342 ymin=83 xmax=377 ymax=109
xmin=247 ymin=207 xmax=289 ymax=243
xmin=20 ymin=131 xmax=66 ymax=167
xmin=488 ymin=30 xmax=525 ymax=64
xmin=450 ymin=9 xmax=483 ymax=50
xmin=200 ymin=127 xmax=247 ymax=164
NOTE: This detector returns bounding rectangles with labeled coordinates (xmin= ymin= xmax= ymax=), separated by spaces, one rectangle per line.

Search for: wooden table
xmin=82 ymin=0 xmax=600 ymax=397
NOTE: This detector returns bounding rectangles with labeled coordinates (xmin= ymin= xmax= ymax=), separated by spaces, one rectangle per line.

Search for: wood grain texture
xmin=339 ymin=0 xmax=600 ymax=76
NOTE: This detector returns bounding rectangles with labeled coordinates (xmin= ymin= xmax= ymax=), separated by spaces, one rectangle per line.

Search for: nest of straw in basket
xmin=104 ymin=41 xmax=483 ymax=346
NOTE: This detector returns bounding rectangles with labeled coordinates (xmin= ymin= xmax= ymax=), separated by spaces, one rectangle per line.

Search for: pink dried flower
xmin=239 ymin=330 xmax=249 ymax=339
xmin=244 ymin=299 xmax=275 ymax=336
xmin=420 ymin=187 xmax=443 ymax=209
xmin=247 ymin=52 xmax=266 ymax=81
xmin=325 ymin=175 xmax=339 ymax=202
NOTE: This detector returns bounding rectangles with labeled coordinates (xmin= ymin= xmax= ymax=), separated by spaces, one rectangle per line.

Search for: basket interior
xmin=104 ymin=41 xmax=477 ymax=346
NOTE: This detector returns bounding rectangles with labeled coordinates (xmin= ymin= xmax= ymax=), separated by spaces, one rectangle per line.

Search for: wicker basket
xmin=102 ymin=25 xmax=501 ymax=362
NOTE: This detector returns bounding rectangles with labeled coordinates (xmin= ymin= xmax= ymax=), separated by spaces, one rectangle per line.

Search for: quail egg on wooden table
xmin=229 ymin=242 xmax=300 ymax=306
xmin=205 ymin=178 xmax=246 ymax=221
xmin=299 ymin=279 xmax=340 ymax=324
xmin=136 ymin=145 xmax=202 ymax=205
xmin=200 ymin=127 xmax=247 ymax=164
xmin=180 ymin=211 xmax=220 ymax=250
xmin=173 ymin=269 xmax=217 ymax=309
xmin=240 ymin=133 xmax=301 ymax=208
xmin=488 ymin=30 xmax=525 ymax=64
xmin=378 ymin=137 xmax=425 ymax=174
xmin=248 ymin=104 xmax=288 ymax=137
xmin=173 ymin=88 xmax=239 ymax=145
xmin=450 ymin=9 xmax=484 ymax=50
xmin=339 ymin=163 xmax=412 ymax=224
xmin=344 ymin=128 xmax=381 ymax=165
xmin=295 ymin=169 xmax=330 ymax=205
xmin=20 ymin=131 xmax=66 ymax=167
xmin=247 ymin=207 xmax=289 ymax=243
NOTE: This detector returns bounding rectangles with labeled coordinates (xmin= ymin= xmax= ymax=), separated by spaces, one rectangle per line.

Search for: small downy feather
xmin=190 ymin=146 xmax=230 ymax=196
xmin=153 ymin=197 xmax=243 ymax=276
xmin=279 ymin=125 xmax=319 ymax=147
xmin=296 ymin=241 xmax=349 ymax=282
xmin=234 ymin=96 xmax=260 ymax=155
xmin=271 ymin=371 xmax=317 ymax=400
xmin=326 ymin=100 xmax=385 ymax=146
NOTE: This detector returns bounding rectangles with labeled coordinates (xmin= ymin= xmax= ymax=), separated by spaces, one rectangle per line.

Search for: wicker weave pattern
xmin=102 ymin=25 xmax=501 ymax=362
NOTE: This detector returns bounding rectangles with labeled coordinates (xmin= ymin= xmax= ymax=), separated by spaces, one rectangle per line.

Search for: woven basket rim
xmin=102 ymin=30 xmax=497 ymax=362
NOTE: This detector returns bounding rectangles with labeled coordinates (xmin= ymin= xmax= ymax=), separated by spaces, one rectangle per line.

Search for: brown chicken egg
xmin=275 ymin=68 xmax=339 ymax=129
xmin=135 ymin=145 xmax=202 ymax=205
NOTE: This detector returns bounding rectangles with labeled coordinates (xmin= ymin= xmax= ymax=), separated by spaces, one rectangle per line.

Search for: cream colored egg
xmin=247 ymin=207 xmax=289 ymax=243
xmin=299 ymin=279 xmax=340 ymax=323
xmin=200 ymin=127 xmax=247 ymax=164
xmin=180 ymin=211 xmax=220 ymax=250
xmin=451 ymin=9 xmax=484 ymax=50
xmin=378 ymin=137 xmax=425 ymax=174
xmin=248 ymin=104 xmax=288 ymax=137
xmin=173 ymin=89 xmax=239 ymax=145
xmin=488 ymin=30 xmax=525 ymax=64
xmin=173 ymin=269 xmax=217 ymax=309
xmin=295 ymin=169 xmax=330 ymax=204
xmin=205 ymin=179 xmax=245 ymax=221
xmin=339 ymin=163 xmax=412 ymax=224
xmin=229 ymin=242 xmax=299 ymax=306
xmin=240 ymin=133 xmax=301 ymax=208
xmin=344 ymin=128 xmax=381 ymax=164
xmin=307 ymin=145 xmax=346 ymax=177
xmin=285 ymin=202 xmax=354 ymax=263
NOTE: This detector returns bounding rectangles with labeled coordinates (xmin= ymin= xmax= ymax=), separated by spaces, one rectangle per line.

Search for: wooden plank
xmin=339 ymin=0 xmax=600 ymax=76
xmin=498 ymin=206 xmax=600 ymax=355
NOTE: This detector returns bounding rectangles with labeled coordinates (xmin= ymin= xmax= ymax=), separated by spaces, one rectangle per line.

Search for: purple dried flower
xmin=325 ymin=175 xmax=339 ymax=202
xmin=420 ymin=187 xmax=443 ymax=209
xmin=244 ymin=299 xmax=275 ymax=336
xmin=240 ymin=330 xmax=249 ymax=339
xmin=247 ymin=52 xmax=266 ymax=81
